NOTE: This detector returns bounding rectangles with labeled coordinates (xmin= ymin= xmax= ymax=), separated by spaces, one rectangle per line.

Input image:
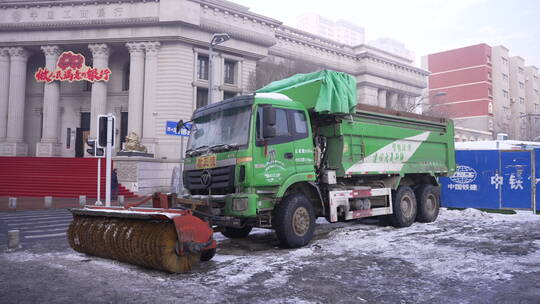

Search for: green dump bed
xmin=319 ymin=104 xmax=456 ymax=177
xmin=258 ymin=70 xmax=456 ymax=178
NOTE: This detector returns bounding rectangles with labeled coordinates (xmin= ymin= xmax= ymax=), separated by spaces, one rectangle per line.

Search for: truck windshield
xmin=187 ymin=106 xmax=252 ymax=152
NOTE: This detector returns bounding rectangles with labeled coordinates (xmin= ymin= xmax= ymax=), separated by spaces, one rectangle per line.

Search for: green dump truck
xmin=180 ymin=70 xmax=455 ymax=248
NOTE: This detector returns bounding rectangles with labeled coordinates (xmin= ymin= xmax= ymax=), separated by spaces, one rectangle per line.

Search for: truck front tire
xmin=221 ymin=226 xmax=253 ymax=239
xmin=415 ymin=184 xmax=440 ymax=223
xmin=274 ymin=193 xmax=315 ymax=248
xmin=389 ymin=186 xmax=417 ymax=227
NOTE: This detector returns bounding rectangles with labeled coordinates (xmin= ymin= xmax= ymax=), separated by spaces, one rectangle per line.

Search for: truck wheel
xmin=389 ymin=186 xmax=417 ymax=227
xmin=200 ymin=248 xmax=216 ymax=261
xmin=221 ymin=226 xmax=253 ymax=239
xmin=415 ymin=184 xmax=440 ymax=223
xmin=274 ymin=193 xmax=315 ymax=248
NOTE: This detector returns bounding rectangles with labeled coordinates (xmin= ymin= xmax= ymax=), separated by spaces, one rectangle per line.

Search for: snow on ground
xmin=2 ymin=208 xmax=540 ymax=303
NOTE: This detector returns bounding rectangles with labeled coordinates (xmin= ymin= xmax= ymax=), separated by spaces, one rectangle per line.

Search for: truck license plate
xmin=196 ymin=154 xmax=217 ymax=169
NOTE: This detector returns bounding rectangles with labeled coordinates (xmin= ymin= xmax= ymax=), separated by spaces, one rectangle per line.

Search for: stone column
xmin=1 ymin=47 xmax=30 ymax=156
xmin=377 ymin=89 xmax=387 ymax=108
xmin=141 ymin=41 xmax=160 ymax=155
xmin=125 ymin=42 xmax=145 ymax=141
xmin=88 ymin=43 xmax=110 ymax=140
xmin=0 ymin=48 xmax=10 ymax=142
xmin=357 ymin=85 xmax=378 ymax=106
xmin=387 ymin=92 xmax=398 ymax=109
xmin=36 ymin=45 xmax=62 ymax=157
xmin=398 ymin=94 xmax=409 ymax=111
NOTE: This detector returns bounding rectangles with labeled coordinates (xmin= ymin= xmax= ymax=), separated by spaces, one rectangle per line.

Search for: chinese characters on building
xmin=35 ymin=51 xmax=111 ymax=83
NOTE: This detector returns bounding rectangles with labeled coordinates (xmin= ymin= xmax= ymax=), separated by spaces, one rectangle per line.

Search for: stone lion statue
xmin=122 ymin=132 xmax=147 ymax=152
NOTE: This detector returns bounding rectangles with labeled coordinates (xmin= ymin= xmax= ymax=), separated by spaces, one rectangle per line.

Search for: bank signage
xmin=35 ymin=51 xmax=111 ymax=83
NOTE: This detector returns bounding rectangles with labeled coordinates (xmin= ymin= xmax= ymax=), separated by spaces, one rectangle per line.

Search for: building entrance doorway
xmin=75 ymin=112 xmax=91 ymax=157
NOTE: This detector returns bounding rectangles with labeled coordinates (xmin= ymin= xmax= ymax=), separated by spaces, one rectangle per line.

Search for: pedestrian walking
xmin=111 ymin=168 xmax=119 ymax=201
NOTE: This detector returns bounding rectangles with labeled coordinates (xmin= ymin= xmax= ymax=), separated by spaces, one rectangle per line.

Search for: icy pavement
xmin=1 ymin=208 xmax=540 ymax=304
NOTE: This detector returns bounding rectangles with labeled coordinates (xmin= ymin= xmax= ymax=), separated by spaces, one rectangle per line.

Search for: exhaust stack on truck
xmin=67 ymin=70 xmax=455 ymax=272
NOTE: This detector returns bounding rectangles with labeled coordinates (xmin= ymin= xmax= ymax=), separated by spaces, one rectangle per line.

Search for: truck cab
xmin=182 ymin=93 xmax=319 ymax=244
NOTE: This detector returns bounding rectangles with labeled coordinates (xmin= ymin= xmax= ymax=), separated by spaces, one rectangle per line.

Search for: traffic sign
xmin=166 ymin=121 xmax=191 ymax=136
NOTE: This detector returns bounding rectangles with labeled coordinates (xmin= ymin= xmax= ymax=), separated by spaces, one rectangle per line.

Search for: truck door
xmin=290 ymin=109 xmax=315 ymax=174
xmin=252 ymin=105 xmax=297 ymax=186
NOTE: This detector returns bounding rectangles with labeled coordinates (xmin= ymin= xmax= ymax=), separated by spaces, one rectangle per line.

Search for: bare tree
xmin=393 ymin=97 xmax=424 ymax=113
xmin=519 ymin=114 xmax=540 ymax=141
xmin=247 ymin=57 xmax=326 ymax=92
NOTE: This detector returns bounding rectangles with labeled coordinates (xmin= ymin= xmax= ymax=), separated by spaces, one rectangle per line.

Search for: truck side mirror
xmin=176 ymin=120 xmax=184 ymax=133
xmin=262 ymin=106 xmax=276 ymax=139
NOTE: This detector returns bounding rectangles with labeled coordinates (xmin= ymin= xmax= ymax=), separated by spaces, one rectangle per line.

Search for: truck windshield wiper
xmin=209 ymin=144 xmax=239 ymax=152
xmin=186 ymin=145 xmax=209 ymax=156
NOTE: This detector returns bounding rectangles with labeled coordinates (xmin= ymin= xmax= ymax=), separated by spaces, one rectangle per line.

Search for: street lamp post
xmin=208 ymin=33 xmax=230 ymax=104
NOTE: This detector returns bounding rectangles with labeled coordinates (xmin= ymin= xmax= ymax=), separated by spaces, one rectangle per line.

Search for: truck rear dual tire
xmin=415 ymin=184 xmax=440 ymax=223
xmin=389 ymin=186 xmax=417 ymax=227
xmin=274 ymin=193 xmax=315 ymax=248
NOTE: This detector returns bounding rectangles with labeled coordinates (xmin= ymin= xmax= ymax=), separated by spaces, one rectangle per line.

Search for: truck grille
xmin=183 ymin=165 xmax=235 ymax=195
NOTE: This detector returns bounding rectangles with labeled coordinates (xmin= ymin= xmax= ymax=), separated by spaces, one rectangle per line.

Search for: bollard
xmin=118 ymin=195 xmax=125 ymax=206
xmin=44 ymin=196 xmax=53 ymax=209
xmin=8 ymin=197 xmax=17 ymax=209
xmin=7 ymin=230 xmax=20 ymax=249
xmin=79 ymin=195 xmax=86 ymax=207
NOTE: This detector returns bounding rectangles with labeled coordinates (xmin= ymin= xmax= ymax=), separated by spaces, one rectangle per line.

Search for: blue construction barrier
xmin=440 ymin=149 xmax=538 ymax=211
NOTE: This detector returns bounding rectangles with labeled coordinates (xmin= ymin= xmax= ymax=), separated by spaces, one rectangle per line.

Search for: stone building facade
xmin=0 ymin=0 xmax=429 ymax=193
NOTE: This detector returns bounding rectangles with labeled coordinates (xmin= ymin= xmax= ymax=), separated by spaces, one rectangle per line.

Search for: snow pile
xmin=299 ymin=208 xmax=540 ymax=282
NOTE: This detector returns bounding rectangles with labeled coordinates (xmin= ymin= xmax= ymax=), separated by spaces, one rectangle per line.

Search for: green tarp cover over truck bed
xmin=256 ymin=70 xmax=358 ymax=114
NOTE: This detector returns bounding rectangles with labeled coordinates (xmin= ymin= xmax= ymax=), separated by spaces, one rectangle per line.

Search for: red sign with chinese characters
xmin=35 ymin=51 xmax=111 ymax=83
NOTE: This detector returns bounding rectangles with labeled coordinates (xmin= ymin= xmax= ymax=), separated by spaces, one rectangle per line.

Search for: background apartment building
xmin=424 ymin=44 xmax=540 ymax=141
xmin=295 ymin=13 xmax=415 ymax=62
xmin=296 ymin=13 xmax=365 ymax=46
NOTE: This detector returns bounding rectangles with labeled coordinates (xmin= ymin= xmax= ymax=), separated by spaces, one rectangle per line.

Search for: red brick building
xmin=424 ymin=44 xmax=540 ymax=141
xmin=423 ymin=44 xmax=493 ymax=140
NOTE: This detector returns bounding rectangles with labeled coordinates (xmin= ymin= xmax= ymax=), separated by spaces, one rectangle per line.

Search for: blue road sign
xmin=166 ymin=121 xmax=191 ymax=137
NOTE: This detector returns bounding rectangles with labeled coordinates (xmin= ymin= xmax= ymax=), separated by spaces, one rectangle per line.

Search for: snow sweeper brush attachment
xmin=67 ymin=195 xmax=216 ymax=273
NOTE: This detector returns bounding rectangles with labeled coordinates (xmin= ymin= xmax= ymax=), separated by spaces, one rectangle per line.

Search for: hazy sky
xmin=230 ymin=0 xmax=540 ymax=68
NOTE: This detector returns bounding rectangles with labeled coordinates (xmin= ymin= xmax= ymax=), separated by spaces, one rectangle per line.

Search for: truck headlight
xmin=233 ymin=198 xmax=249 ymax=212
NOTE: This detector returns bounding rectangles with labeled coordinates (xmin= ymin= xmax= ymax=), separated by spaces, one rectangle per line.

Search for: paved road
xmin=0 ymin=209 xmax=72 ymax=250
